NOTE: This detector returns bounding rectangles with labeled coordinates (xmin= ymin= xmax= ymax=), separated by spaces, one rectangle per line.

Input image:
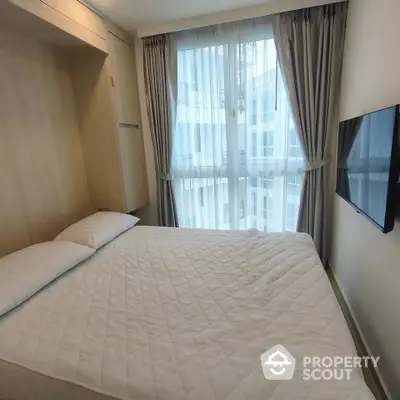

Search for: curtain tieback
xmin=157 ymin=171 xmax=173 ymax=181
xmin=305 ymin=157 xmax=331 ymax=172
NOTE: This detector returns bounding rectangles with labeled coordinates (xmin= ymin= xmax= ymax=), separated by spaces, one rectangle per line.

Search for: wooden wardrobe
xmin=0 ymin=0 xmax=149 ymax=256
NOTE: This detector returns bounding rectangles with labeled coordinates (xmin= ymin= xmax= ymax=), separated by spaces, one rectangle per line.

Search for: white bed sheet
xmin=0 ymin=227 xmax=374 ymax=399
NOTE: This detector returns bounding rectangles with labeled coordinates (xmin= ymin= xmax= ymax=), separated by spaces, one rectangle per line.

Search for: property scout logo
xmin=261 ymin=345 xmax=296 ymax=380
xmin=260 ymin=345 xmax=380 ymax=381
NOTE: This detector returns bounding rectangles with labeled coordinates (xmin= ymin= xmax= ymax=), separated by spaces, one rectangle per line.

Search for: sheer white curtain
xmin=172 ymin=17 xmax=304 ymax=232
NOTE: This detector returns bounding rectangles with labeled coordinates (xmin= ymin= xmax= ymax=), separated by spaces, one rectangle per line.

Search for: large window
xmin=285 ymin=203 xmax=297 ymax=232
xmin=252 ymin=192 xmax=257 ymax=215
xmin=263 ymin=131 xmax=274 ymax=157
xmin=263 ymin=196 xmax=268 ymax=219
xmin=288 ymin=128 xmax=303 ymax=158
xmin=261 ymin=178 xmax=274 ymax=190
xmin=199 ymin=187 xmax=204 ymax=207
xmin=252 ymin=131 xmax=257 ymax=157
xmin=172 ymin=22 xmax=304 ymax=231
xmin=189 ymin=53 xmax=198 ymax=92
xmin=262 ymin=91 xmax=275 ymax=123
xmin=287 ymin=175 xmax=302 ymax=196
xmin=195 ymin=126 xmax=202 ymax=153
xmin=251 ymin=100 xmax=257 ymax=126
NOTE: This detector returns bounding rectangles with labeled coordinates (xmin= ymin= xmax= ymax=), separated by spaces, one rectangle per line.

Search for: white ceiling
xmin=87 ymin=0 xmax=273 ymax=33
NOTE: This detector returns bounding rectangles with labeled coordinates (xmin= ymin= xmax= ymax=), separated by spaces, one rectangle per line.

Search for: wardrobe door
xmin=108 ymin=32 xmax=140 ymax=125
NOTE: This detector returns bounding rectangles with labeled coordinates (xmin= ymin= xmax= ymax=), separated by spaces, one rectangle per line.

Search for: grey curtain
xmin=337 ymin=117 xmax=362 ymax=199
xmin=143 ymin=35 xmax=179 ymax=227
xmin=273 ymin=3 xmax=348 ymax=264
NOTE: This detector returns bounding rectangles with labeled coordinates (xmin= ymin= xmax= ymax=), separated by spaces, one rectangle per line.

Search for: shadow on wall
xmin=131 ymin=203 xmax=159 ymax=226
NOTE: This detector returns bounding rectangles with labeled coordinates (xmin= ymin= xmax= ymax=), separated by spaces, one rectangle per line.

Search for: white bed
xmin=0 ymin=226 xmax=375 ymax=399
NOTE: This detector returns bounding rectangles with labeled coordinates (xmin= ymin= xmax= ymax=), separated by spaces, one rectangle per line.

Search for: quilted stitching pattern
xmin=0 ymin=227 xmax=374 ymax=399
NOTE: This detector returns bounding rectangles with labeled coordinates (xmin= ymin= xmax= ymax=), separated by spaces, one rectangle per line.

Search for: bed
xmin=0 ymin=217 xmax=375 ymax=399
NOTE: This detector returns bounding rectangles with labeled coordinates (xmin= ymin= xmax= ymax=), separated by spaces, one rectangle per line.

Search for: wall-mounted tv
xmin=336 ymin=105 xmax=399 ymax=233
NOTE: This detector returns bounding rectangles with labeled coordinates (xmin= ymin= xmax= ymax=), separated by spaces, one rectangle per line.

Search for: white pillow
xmin=0 ymin=241 xmax=94 ymax=317
xmin=55 ymin=212 xmax=139 ymax=250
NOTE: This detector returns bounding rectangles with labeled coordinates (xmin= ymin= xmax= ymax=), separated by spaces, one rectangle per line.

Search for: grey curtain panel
xmin=273 ymin=3 xmax=348 ymax=263
xmin=337 ymin=117 xmax=362 ymax=199
xmin=143 ymin=34 xmax=179 ymax=227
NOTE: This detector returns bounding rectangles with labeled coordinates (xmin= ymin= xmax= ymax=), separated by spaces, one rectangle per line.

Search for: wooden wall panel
xmin=41 ymin=0 xmax=106 ymax=39
xmin=0 ymin=26 xmax=91 ymax=257
xmin=3 ymin=0 xmax=107 ymax=52
xmin=69 ymin=48 xmax=126 ymax=214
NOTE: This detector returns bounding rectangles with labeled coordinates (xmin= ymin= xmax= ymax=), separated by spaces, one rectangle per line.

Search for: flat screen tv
xmin=336 ymin=105 xmax=399 ymax=233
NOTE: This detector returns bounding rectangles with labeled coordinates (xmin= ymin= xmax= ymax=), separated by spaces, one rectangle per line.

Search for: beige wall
xmin=331 ymin=0 xmax=400 ymax=397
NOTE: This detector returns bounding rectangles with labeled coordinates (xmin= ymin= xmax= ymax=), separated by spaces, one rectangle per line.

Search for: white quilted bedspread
xmin=0 ymin=227 xmax=374 ymax=399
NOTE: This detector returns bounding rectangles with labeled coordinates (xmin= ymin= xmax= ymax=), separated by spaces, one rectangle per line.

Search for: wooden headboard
xmin=0 ymin=26 xmax=91 ymax=257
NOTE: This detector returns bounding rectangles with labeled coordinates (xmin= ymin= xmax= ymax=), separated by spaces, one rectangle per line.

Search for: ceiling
xmin=87 ymin=0 xmax=273 ymax=33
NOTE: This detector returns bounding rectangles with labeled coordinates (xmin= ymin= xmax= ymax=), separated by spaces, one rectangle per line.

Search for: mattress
xmin=0 ymin=227 xmax=374 ymax=400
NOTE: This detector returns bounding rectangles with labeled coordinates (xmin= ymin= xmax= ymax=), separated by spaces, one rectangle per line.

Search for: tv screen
xmin=336 ymin=105 xmax=399 ymax=233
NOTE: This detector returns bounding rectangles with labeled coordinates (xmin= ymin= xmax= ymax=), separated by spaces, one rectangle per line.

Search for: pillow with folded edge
xmin=54 ymin=212 xmax=140 ymax=250
xmin=0 ymin=241 xmax=95 ymax=317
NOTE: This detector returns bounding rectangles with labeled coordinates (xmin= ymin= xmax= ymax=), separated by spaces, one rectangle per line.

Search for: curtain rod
xmin=137 ymin=0 xmax=347 ymax=38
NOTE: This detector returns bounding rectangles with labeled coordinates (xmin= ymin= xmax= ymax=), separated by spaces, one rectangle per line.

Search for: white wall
xmin=331 ymin=0 xmax=400 ymax=397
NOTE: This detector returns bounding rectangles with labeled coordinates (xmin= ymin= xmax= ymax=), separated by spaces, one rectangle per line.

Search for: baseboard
xmin=326 ymin=265 xmax=390 ymax=400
